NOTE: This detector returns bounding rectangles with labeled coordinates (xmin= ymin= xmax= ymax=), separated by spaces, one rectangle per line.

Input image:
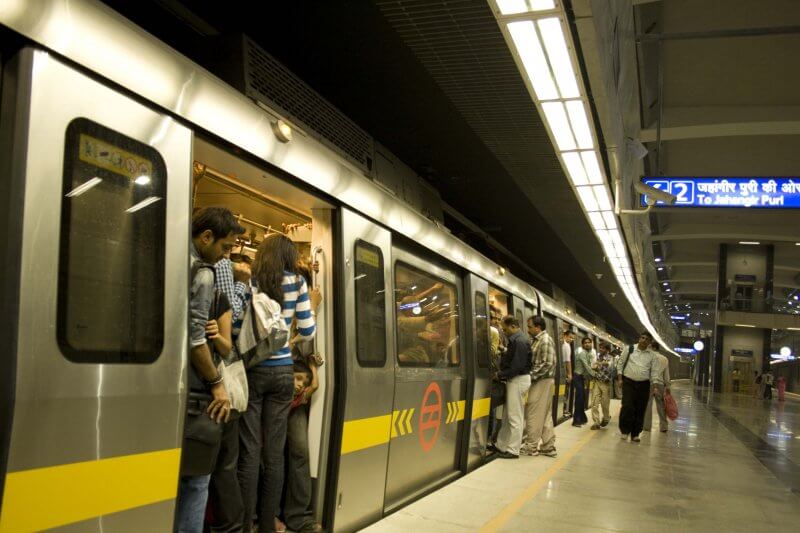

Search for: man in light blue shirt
xmin=616 ymin=332 xmax=659 ymax=442
xmin=571 ymin=337 xmax=596 ymax=427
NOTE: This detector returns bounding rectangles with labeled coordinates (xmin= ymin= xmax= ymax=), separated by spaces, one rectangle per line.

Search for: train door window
xmin=515 ymin=308 xmax=523 ymax=325
xmin=57 ymin=118 xmax=166 ymax=363
xmin=354 ymin=240 xmax=387 ymax=367
xmin=395 ymin=262 xmax=460 ymax=367
xmin=474 ymin=291 xmax=490 ymax=368
xmin=488 ymin=286 xmax=509 ymax=320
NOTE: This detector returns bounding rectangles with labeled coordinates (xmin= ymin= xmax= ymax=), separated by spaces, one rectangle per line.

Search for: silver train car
xmin=0 ymin=1 xmax=624 ymax=531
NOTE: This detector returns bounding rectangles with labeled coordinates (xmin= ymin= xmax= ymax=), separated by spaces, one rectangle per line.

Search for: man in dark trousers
xmin=616 ymin=332 xmax=659 ymax=443
xmin=494 ymin=316 xmax=533 ymax=459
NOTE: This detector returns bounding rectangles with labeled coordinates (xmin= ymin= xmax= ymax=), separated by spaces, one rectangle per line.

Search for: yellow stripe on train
xmin=0 ymin=448 xmax=181 ymax=532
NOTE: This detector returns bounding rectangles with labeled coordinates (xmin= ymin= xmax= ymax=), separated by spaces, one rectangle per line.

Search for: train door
xmin=332 ymin=208 xmax=394 ymax=532
xmin=0 ymin=49 xmax=190 ymax=531
xmin=541 ymin=313 xmax=561 ymax=424
xmin=512 ymin=295 xmax=526 ymax=326
xmin=465 ymin=274 xmax=492 ymax=470
xmin=524 ymin=301 xmax=536 ymax=328
xmin=190 ymin=138 xmax=337 ymax=524
xmin=384 ymin=245 xmax=466 ymax=512
xmin=555 ymin=317 xmax=572 ymax=421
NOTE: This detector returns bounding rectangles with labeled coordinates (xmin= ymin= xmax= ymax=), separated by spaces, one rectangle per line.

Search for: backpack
xmin=236 ymin=286 xmax=290 ymax=369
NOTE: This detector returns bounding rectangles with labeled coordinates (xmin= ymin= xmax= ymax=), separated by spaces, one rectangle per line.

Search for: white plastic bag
xmin=218 ymin=358 xmax=249 ymax=413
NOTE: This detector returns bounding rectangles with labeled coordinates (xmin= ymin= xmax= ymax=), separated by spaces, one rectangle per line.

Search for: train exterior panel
xmin=0 ymin=2 xmax=628 ymax=531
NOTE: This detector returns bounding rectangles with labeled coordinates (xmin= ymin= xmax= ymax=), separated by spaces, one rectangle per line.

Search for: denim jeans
xmin=238 ymin=365 xmax=294 ymax=532
xmin=209 ymin=418 xmax=243 ymax=532
xmin=572 ymin=374 xmax=588 ymax=425
xmin=284 ymin=405 xmax=315 ymax=530
xmin=175 ymin=474 xmax=211 ymax=533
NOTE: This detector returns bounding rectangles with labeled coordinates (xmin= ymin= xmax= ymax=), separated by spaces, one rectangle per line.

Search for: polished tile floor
xmin=364 ymin=381 xmax=800 ymax=532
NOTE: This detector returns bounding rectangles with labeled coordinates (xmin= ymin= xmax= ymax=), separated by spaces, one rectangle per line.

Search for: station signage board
xmin=640 ymin=177 xmax=800 ymax=208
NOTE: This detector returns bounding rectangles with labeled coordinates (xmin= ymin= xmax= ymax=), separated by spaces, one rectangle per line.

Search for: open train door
xmin=0 ymin=49 xmax=190 ymax=531
xmin=464 ymin=274 xmax=492 ymax=470
xmin=330 ymin=208 xmax=395 ymax=532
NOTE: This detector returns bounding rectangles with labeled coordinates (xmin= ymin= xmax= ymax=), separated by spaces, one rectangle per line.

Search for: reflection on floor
xmin=364 ymin=381 xmax=800 ymax=532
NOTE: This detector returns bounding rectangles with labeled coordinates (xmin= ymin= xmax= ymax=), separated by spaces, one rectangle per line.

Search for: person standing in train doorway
xmin=520 ymin=316 xmax=558 ymax=457
xmin=176 ymin=207 xmax=243 ymax=533
xmin=616 ymin=332 xmax=659 ymax=442
xmin=571 ymin=337 xmax=596 ymax=427
xmin=561 ymin=330 xmax=574 ymax=416
xmin=494 ymin=316 xmax=533 ymax=459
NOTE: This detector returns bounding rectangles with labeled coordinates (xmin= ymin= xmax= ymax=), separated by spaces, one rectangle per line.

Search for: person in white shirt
xmin=616 ymin=332 xmax=659 ymax=442
xmin=643 ymin=345 xmax=671 ymax=433
xmin=561 ymin=330 xmax=574 ymax=416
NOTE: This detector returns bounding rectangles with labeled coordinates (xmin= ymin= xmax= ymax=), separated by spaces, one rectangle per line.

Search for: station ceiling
xmin=107 ymin=0 xmax=800 ymax=340
xmin=629 ymin=0 xmax=800 ymax=328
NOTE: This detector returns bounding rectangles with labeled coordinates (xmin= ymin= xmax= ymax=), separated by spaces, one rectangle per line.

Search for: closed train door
xmin=384 ymin=244 xmax=467 ymax=512
xmin=332 ymin=208 xmax=395 ymax=532
xmin=0 ymin=49 xmax=190 ymax=531
xmin=465 ymin=274 xmax=492 ymax=470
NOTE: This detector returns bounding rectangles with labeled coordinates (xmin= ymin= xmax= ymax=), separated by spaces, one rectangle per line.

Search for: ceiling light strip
xmin=492 ymin=0 xmax=675 ymax=354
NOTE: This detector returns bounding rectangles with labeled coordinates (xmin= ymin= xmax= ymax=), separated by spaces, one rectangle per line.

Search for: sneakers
xmin=539 ymin=447 xmax=558 ymax=457
xmin=631 ymin=435 xmax=641 ymax=442
xmin=600 ymin=418 xmax=610 ymax=427
xmin=496 ymin=450 xmax=519 ymax=459
xmin=520 ymin=444 xmax=536 ymax=456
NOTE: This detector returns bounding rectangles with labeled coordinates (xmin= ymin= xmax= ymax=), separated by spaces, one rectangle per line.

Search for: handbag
xmin=664 ymin=390 xmax=679 ymax=421
xmin=180 ymin=391 xmax=224 ymax=476
xmin=490 ymin=378 xmax=506 ymax=406
xmin=218 ymin=357 xmax=249 ymax=413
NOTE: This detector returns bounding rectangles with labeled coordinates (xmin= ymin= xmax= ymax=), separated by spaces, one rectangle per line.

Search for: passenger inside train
xmin=180 ymin=140 xmax=330 ymax=533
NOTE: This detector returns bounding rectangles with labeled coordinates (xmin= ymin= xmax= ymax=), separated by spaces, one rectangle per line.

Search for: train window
xmin=395 ymin=262 xmax=460 ymax=367
xmin=57 ymin=118 xmax=166 ymax=363
xmin=354 ymin=240 xmax=387 ymax=367
xmin=515 ymin=309 xmax=523 ymax=326
xmin=474 ymin=291 xmax=490 ymax=369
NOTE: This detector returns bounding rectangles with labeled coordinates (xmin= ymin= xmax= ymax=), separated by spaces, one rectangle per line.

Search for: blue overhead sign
xmin=641 ymin=177 xmax=800 ymax=208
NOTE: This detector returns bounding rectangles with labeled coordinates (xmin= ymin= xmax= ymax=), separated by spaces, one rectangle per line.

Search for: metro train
xmin=0 ymin=1 xmax=625 ymax=531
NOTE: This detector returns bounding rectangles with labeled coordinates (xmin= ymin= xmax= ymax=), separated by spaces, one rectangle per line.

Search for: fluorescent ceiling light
xmin=592 ymin=185 xmax=612 ymax=210
xmin=735 ymin=323 xmax=756 ymax=328
xmin=565 ymin=100 xmax=593 ymax=149
xmin=601 ymin=211 xmax=617 ymax=230
xmin=496 ymin=0 xmax=555 ymax=14
xmin=537 ymin=17 xmax=580 ymax=99
xmin=66 ymin=177 xmax=103 ymax=198
xmin=739 ymin=241 xmax=760 ymax=245
xmin=561 ymin=151 xmax=588 ymax=186
xmin=787 ymin=327 xmax=800 ymax=331
xmin=655 ymin=257 xmax=662 ymax=262
xmin=126 ymin=196 xmax=161 ymax=213
xmin=541 ymin=101 xmax=576 ymax=150
xmin=507 ymin=21 xmax=559 ymax=101
xmin=579 ymin=151 xmax=604 ymax=185
xmin=576 ymin=185 xmax=599 ymax=211
xmin=588 ymin=211 xmax=605 ymax=230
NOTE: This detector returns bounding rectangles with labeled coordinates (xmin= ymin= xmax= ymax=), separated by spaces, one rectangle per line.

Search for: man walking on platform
xmin=561 ymin=330 xmax=574 ymax=416
xmin=616 ymin=332 xmax=659 ymax=442
xmin=644 ymin=345 xmax=671 ymax=433
xmin=521 ymin=317 xmax=558 ymax=457
xmin=590 ymin=342 xmax=613 ymax=430
xmin=494 ymin=316 xmax=533 ymax=459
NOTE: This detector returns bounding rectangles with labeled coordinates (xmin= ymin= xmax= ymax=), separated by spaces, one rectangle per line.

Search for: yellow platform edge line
xmin=341 ymin=414 xmax=392 ymax=455
xmin=0 ymin=448 xmax=181 ymax=532
xmin=471 ymin=397 xmax=491 ymax=420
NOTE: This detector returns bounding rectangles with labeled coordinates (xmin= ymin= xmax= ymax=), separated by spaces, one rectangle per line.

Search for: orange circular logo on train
xmin=419 ymin=382 xmax=442 ymax=452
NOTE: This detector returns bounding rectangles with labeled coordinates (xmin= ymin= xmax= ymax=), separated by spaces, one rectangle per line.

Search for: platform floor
xmin=363 ymin=381 xmax=800 ymax=532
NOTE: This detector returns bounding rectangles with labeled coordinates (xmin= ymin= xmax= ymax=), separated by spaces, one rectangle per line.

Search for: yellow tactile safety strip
xmin=341 ymin=397 xmax=491 ymax=455
xmin=0 ymin=448 xmax=181 ymax=532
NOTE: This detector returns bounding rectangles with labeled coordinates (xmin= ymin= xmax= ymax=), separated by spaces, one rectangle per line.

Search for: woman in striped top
xmin=238 ymin=234 xmax=316 ymax=533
